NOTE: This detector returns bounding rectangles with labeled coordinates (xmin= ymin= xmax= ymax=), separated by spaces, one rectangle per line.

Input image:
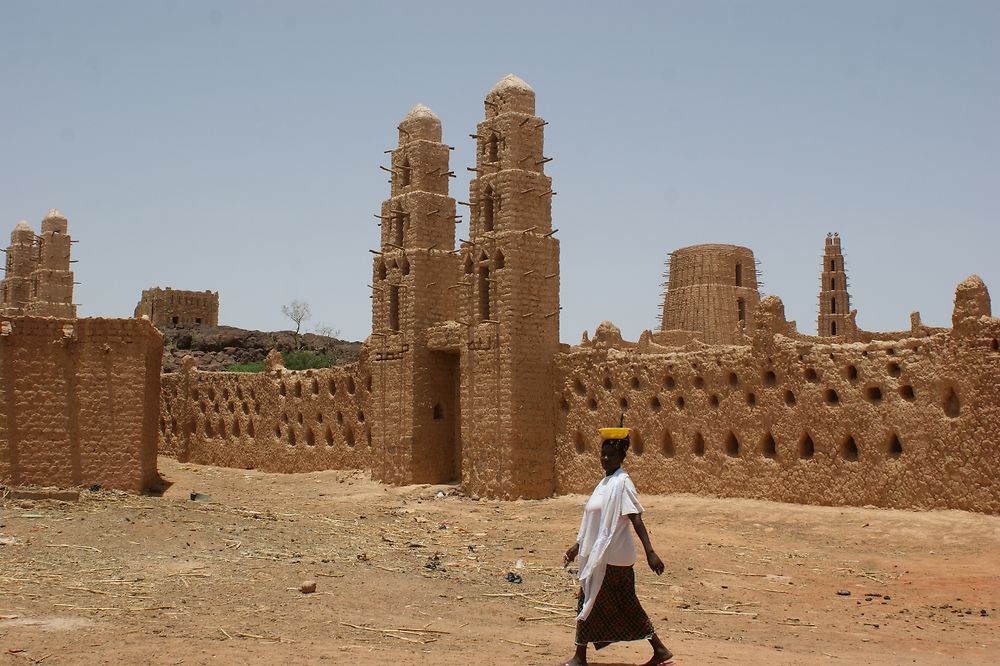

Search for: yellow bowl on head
xmin=598 ymin=427 xmax=631 ymax=440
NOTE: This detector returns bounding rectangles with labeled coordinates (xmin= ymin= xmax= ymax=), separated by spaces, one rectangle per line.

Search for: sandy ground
xmin=2 ymin=457 xmax=999 ymax=666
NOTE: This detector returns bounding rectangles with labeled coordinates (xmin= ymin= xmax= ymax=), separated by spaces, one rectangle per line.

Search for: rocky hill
xmin=159 ymin=324 xmax=363 ymax=373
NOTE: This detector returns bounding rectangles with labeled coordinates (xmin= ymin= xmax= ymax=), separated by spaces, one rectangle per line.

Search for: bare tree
xmin=281 ymin=300 xmax=311 ymax=350
xmin=314 ymin=323 xmax=341 ymax=339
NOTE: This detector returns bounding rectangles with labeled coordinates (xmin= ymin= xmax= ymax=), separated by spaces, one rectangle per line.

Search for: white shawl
xmin=575 ymin=468 xmax=632 ymax=621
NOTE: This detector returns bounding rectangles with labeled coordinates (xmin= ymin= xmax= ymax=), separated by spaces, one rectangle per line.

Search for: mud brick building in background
xmin=134 ymin=287 xmax=219 ymax=327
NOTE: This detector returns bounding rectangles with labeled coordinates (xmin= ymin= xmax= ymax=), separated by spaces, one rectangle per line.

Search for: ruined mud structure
xmin=0 ymin=212 xmax=162 ymax=492
xmin=135 ymin=287 xmax=219 ymax=327
xmin=3 ymin=78 xmax=997 ymax=513
xmin=157 ymin=75 xmax=1000 ymax=513
xmin=658 ymin=244 xmax=760 ymax=345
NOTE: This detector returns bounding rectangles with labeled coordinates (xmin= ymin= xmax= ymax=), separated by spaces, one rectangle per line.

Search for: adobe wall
xmin=158 ymin=354 xmax=374 ymax=473
xmin=135 ymin=287 xmax=219 ymax=327
xmin=555 ymin=298 xmax=1000 ymax=514
xmin=0 ymin=316 xmax=161 ymax=492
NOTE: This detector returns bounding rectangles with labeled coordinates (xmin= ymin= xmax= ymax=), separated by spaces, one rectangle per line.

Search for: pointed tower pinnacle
xmin=484 ymin=73 xmax=536 ymax=117
xmin=10 ymin=220 xmax=34 ymax=244
xmin=398 ymin=104 xmax=442 ymax=143
xmin=489 ymin=74 xmax=534 ymax=94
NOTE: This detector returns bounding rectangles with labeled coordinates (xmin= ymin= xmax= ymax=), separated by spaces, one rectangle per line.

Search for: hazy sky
xmin=1 ymin=1 xmax=997 ymax=342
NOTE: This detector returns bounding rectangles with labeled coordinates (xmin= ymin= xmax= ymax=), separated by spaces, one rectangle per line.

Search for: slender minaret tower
xmin=370 ymin=104 xmax=461 ymax=485
xmin=460 ymin=74 xmax=559 ymax=499
xmin=818 ymin=233 xmax=850 ymax=337
xmin=0 ymin=221 xmax=38 ymax=315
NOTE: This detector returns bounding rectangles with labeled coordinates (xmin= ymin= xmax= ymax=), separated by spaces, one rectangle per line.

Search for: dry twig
xmin=45 ymin=544 xmax=101 ymax=553
xmin=704 ymin=568 xmax=768 ymax=577
xmin=339 ymin=622 xmax=439 ymax=644
xmin=681 ymin=609 xmax=758 ymax=617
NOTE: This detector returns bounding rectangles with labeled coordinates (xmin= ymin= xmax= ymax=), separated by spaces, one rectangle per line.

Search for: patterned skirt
xmin=575 ymin=564 xmax=655 ymax=648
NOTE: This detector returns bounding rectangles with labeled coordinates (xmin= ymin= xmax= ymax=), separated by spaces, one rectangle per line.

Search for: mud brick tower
xmin=0 ymin=221 xmax=37 ymax=315
xmin=370 ymin=104 xmax=462 ymax=485
xmin=660 ymin=244 xmax=759 ymax=344
xmin=0 ymin=210 xmax=76 ymax=318
xmin=459 ymin=75 xmax=559 ymax=498
xmin=818 ymin=233 xmax=851 ymax=336
xmin=26 ymin=210 xmax=76 ymax=318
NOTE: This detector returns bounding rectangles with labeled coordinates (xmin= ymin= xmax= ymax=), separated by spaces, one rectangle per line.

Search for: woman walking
xmin=559 ymin=427 xmax=674 ymax=666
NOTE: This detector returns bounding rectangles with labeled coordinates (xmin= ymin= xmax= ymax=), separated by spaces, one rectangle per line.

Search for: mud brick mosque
xmin=2 ymin=76 xmax=999 ymax=513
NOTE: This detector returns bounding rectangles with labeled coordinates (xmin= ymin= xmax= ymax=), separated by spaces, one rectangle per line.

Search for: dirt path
xmin=2 ymin=457 xmax=999 ymax=665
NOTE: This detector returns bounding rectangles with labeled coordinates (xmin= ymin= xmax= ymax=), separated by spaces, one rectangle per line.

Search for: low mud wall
xmin=0 ymin=316 xmax=161 ymax=492
xmin=159 ymin=360 xmax=374 ymax=473
xmin=554 ymin=320 xmax=1000 ymax=514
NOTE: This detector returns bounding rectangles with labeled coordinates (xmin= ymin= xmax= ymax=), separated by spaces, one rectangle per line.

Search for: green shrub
xmin=283 ymin=351 xmax=337 ymax=370
xmin=225 ymin=361 xmax=265 ymax=373
xmin=223 ymin=350 xmax=336 ymax=374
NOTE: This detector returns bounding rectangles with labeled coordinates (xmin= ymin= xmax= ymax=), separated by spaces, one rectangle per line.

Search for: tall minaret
xmin=370 ymin=104 xmax=461 ymax=485
xmin=24 ymin=209 xmax=76 ymax=319
xmin=460 ymin=74 xmax=559 ymax=499
xmin=818 ymin=233 xmax=850 ymax=337
xmin=0 ymin=220 xmax=38 ymax=315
